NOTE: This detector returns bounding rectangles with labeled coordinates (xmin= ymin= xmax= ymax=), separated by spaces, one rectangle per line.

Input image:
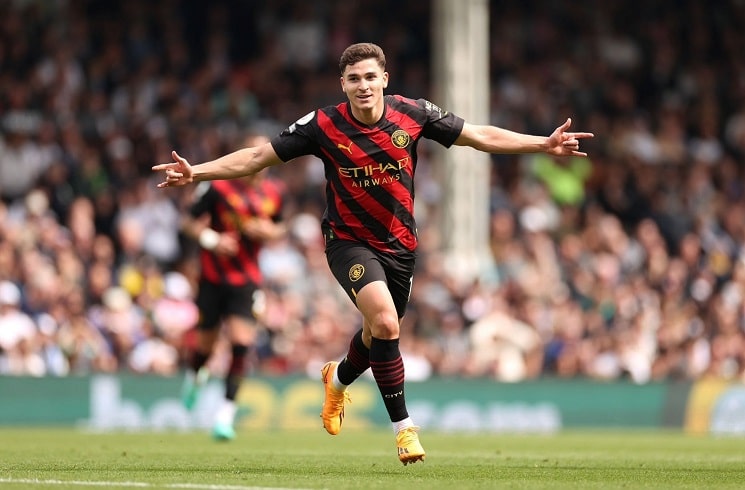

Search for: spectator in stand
xmin=0 ymin=281 xmax=37 ymax=375
xmin=2 ymin=0 xmax=745 ymax=387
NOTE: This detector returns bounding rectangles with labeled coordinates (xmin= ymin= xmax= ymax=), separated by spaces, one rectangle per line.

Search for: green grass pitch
xmin=1 ymin=428 xmax=744 ymax=489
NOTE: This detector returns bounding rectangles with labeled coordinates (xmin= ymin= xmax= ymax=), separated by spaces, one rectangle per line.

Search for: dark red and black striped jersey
xmin=190 ymin=177 xmax=284 ymax=286
xmin=270 ymin=95 xmax=464 ymax=254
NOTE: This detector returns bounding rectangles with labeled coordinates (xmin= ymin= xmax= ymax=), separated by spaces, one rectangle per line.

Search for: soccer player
xmin=179 ymin=133 xmax=286 ymax=440
xmin=154 ymin=42 xmax=593 ymax=463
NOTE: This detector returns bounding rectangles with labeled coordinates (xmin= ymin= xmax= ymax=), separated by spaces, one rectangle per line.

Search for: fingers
xmin=156 ymin=175 xmax=176 ymax=188
xmin=172 ymin=150 xmax=185 ymax=163
xmin=152 ymin=162 xmax=184 ymax=188
xmin=152 ymin=151 xmax=188 ymax=171
xmin=153 ymin=150 xmax=190 ymax=188
xmin=156 ymin=173 xmax=184 ymax=188
xmin=559 ymin=134 xmax=591 ymax=158
xmin=571 ymin=132 xmax=595 ymax=139
xmin=150 ymin=164 xmax=183 ymax=177
xmin=557 ymin=117 xmax=594 ymax=139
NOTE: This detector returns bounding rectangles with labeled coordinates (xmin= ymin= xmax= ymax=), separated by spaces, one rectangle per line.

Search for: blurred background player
xmin=179 ymin=133 xmax=286 ymax=440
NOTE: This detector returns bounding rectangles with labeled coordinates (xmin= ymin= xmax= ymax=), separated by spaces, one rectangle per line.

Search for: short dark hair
xmin=339 ymin=43 xmax=386 ymax=74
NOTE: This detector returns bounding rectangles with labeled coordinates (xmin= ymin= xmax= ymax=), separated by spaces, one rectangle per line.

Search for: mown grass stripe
xmin=0 ymin=478 xmax=318 ymax=490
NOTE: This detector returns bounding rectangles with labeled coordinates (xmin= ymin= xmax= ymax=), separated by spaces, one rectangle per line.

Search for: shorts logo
xmin=349 ymin=264 xmax=365 ymax=282
xmin=391 ymin=129 xmax=411 ymax=149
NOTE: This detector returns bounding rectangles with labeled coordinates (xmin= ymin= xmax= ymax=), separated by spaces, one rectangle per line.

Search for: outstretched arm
xmin=453 ymin=118 xmax=594 ymax=157
xmin=152 ymin=142 xmax=284 ymax=188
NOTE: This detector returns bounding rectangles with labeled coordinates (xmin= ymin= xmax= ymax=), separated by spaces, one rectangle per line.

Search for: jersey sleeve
xmin=270 ymin=110 xmax=321 ymax=162
xmin=417 ymin=98 xmax=465 ymax=148
xmin=189 ymin=181 xmax=217 ymax=218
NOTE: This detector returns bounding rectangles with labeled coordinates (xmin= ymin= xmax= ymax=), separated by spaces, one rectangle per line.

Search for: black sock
xmin=337 ymin=329 xmax=370 ymax=385
xmin=190 ymin=350 xmax=210 ymax=373
xmin=369 ymin=336 xmax=408 ymax=423
xmin=225 ymin=344 xmax=249 ymax=401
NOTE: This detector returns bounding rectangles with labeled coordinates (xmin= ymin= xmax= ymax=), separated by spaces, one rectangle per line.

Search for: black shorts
xmin=325 ymin=239 xmax=415 ymax=318
xmin=196 ymin=278 xmax=260 ymax=330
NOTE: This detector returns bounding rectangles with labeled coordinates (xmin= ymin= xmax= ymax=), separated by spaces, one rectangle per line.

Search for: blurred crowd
xmin=2 ymin=0 xmax=745 ymax=384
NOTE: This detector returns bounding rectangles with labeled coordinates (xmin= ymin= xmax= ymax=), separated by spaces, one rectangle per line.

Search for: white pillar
xmin=432 ymin=0 xmax=492 ymax=285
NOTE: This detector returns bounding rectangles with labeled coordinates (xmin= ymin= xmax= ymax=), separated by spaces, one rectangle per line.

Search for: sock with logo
xmin=369 ymin=336 xmax=408 ymax=423
xmin=335 ymin=329 xmax=370 ymax=389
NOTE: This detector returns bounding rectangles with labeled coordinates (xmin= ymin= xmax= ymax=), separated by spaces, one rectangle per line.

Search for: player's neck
xmin=350 ymin=103 xmax=384 ymax=126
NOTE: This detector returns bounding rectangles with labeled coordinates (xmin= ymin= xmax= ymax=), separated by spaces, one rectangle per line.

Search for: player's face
xmin=340 ymin=58 xmax=388 ymax=118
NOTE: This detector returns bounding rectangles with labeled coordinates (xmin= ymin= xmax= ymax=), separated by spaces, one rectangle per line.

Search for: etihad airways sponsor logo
xmin=338 ymin=157 xmax=411 ymax=188
xmin=338 ymin=157 xmax=410 ymax=178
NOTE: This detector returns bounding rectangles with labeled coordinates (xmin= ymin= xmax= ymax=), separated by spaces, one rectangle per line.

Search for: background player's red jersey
xmin=190 ymin=178 xmax=283 ymax=286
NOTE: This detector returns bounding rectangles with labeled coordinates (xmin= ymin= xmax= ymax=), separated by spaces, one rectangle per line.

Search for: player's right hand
xmin=152 ymin=151 xmax=194 ymax=188
xmin=214 ymin=233 xmax=240 ymax=256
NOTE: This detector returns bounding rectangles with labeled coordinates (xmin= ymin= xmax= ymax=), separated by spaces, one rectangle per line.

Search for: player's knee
xmin=225 ymin=316 xmax=256 ymax=345
xmin=368 ymin=312 xmax=400 ymax=339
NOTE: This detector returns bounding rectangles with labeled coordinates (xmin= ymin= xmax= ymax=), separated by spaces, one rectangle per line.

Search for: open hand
xmin=546 ymin=118 xmax=594 ymax=157
xmin=152 ymin=151 xmax=194 ymax=188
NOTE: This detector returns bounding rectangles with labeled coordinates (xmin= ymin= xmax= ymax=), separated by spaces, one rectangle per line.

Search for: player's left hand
xmin=546 ymin=118 xmax=594 ymax=157
xmin=242 ymin=218 xmax=287 ymax=241
xmin=152 ymin=151 xmax=194 ymax=188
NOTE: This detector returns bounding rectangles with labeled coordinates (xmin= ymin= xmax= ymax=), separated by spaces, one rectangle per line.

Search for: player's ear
xmin=340 ymin=76 xmax=345 ymax=92
xmin=382 ymin=72 xmax=389 ymax=89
